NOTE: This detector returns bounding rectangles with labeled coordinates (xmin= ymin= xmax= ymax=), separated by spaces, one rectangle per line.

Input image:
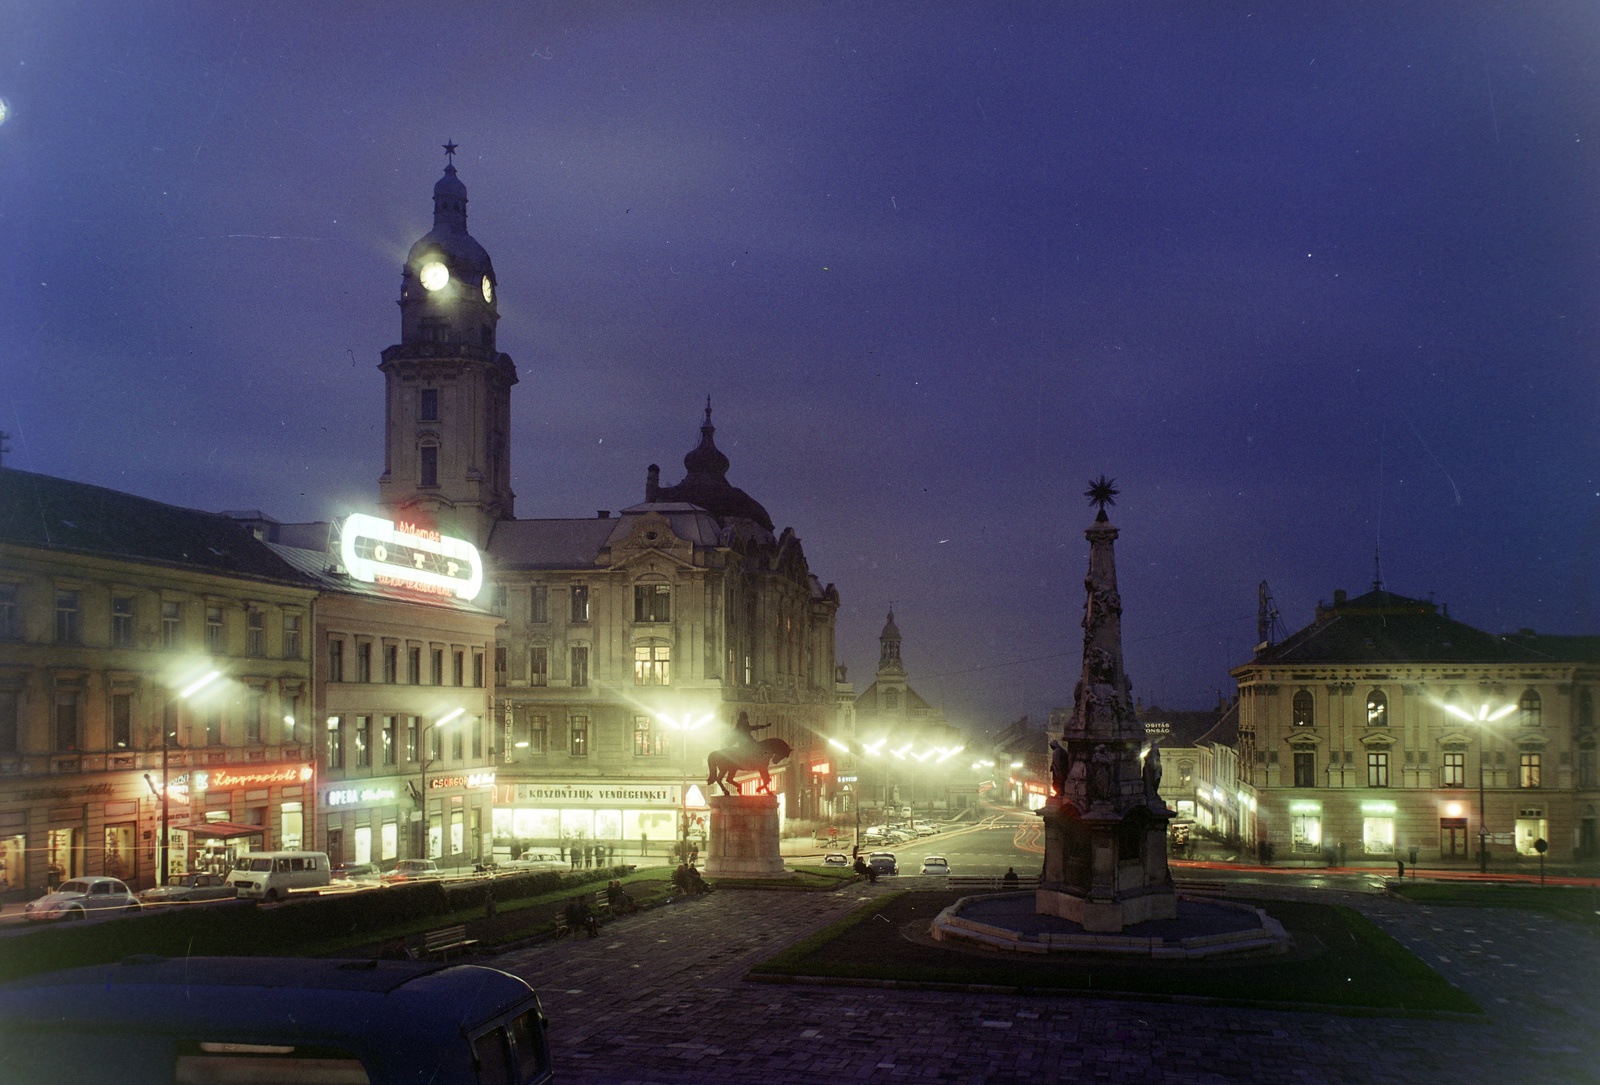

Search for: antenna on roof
xmin=1372 ymin=546 xmax=1383 ymax=592
xmin=0 ymin=431 xmax=10 ymax=466
xmin=1256 ymin=581 xmax=1285 ymax=651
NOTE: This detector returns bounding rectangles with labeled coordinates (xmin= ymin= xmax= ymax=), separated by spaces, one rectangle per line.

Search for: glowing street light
xmin=660 ymin=712 xmax=714 ymax=860
xmin=157 ymin=669 xmax=224 ymax=886
xmin=1443 ymin=701 xmax=1516 ymax=873
xmin=418 ymin=708 xmax=466 ymax=859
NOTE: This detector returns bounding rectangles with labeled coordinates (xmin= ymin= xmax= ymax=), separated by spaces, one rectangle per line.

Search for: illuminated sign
xmin=1361 ymin=801 xmax=1397 ymax=815
xmin=193 ymin=764 xmax=313 ymax=792
xmin=810 ymin=761 xmax=831 ymax=775
xmin=836 ymin=775 xmax=858 ymax=783
xmin=340 ymin=512 xmax=484 ymax=601
xmin=429 ymin=771 xmax=497 ymax=791
xmin=326 ymin=785 xmax=399 ymax=808
xmin=1289 ymin=801 xmax=1321 ymax=814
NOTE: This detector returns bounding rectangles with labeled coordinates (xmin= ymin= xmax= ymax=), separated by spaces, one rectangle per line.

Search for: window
xmin=529 ymin=586 xmax=548 ymax=624
xmin=530 ymin=646 xmax=548 ymax=687
xmin=1366 ymin=750 xmax=1390 ymax=788
xmin=570 ymin=585 xmax=590 ymax=623
xmin=453 ymin=650 xmax=465 ymax=686
xmin=473 ymin=651 xmax=485 ymax=688
xmin=495 ymin=646 xmax=507 ymax=683
xmin=54 ymin=691 xmax=80 ymax=751
xmin=451 ymin=725 xmax=464 ymax=761
xmin=0 ymin=583 xmax=17 ymax=639
xmin=283 ymin=614 xmax=302 ymax=659
xmin=1520 ymin=752 xmax=1542 ymax=788
xmin=491 ymin=585 xmax=507 ymax=616
xmin=431 ymin=648 xmax=444 ymax=685
xmin=329 ymin=639 xmax=345 ymax=682
xmin=283 ymin=691 xmax=300 ymax=745
xmin=56 ymin=590 xmax=81 ymax=644
xmin=633 ymin=715 xmax=669 ymax=757
xmin=405 ymin=716 xmax=419 ymax=762
xmin=204 ymin=606 xmax=224 ymax=653
xmin=515 ymin=707 xmax=547 ymax=754
xmin=242 ymin=610 xmax=264 ymax=657
xmin=383 ymin=644 xmax=397 ymax=684
xmin=1292 ymin=750 xmax=1316 ymax=787
xmin=1581 ymin=747 xmax=1597 ymax=790
xmin=1365 ymin=689 xmax=1387 ymax=728
xmin=570 ymin=646 xmax=589 ymax=688
xmin=245 ymin=688 xmax=262 ymax=744
xmin=327 ymin=717 xmax=344 ymax=769
xmin=112 ymin=596 xmax=135 ymax=647
xmin=634 ymin=642 xmax=671 ymax=686
xmin=356 ymin=642 xmax=372 ymax=683
xmin=1292 ymin=689 xmax=1314 ymax=727
xmin=382 ymin=715 xmax=397 ymax=765
xmin=419 ymin=387 xmax=439 ymax=421
xmin=111 ymin=693 xmax=133 ymax=749
xmin=570 ymin=715 xmax=590 ymax=757
xmin=355 ymin=716 xmax=371 ymax=767
xmin=420 ymin=444 xmax=438 ymax=487
xmin=205 ymin=705 xmax=222 ymax=746
xmin=409 ymin=646 xmax=422 ymax=684
xmin=1519 ymin=689 xmax=1542 ymax=729
xmin=161 ymin=601 xmax=183 ymax=648
xmin=471 ymin=715 xmax=483 ymax=759
xmin=634 ymin=583 xmax=671 ymax=622
xmin=1442 ymin=751 xmax=1466 ymax=787
xmin=0 ymin=690 xmax=17 ymax=752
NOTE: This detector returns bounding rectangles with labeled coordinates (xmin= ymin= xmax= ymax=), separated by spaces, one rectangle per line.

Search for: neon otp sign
xmin=340 ymin=513 xmax=484 ymax=601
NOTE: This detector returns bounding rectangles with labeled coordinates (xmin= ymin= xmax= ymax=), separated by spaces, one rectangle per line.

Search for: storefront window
xmin=1515 ymin=812 xmax=1548 ymax=856
xmin=560 ymin=808 xmax=596 ymax=843
xmin=281 ymin=802 xmax=303 ymax=851
xmin=594 ymin=809 xmax=622 ymax=840
xmin=1290 ymin=813 xmax=1321 ymax=854
xmin=0 ymin=833 xmax=25 ymax=891
xmin=428 ymin=821 xmax=443 ymax=859
xmin=354 ymin=825 xmax=372 ymax=865
xmin=47 ymin=826 xmax=81 ymax=880
xmin=449 ymin=811 xmax=464 ymax=856
xmin=381 ymin=821 xmax=398 ymax=861
xmin=1362 ymin=817 xmax=1395 ymax=855
xmin=103 ymin=823 xmax=135 ymax=882
xmin=165 ymin=827 xmax=189 ymax=879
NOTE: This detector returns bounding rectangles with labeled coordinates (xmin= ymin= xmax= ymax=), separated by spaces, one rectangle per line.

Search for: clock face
xmin=419 ymin=261 xmax=449 ymax=292
xmin=481 ymin=276 xmax=493 ymax=304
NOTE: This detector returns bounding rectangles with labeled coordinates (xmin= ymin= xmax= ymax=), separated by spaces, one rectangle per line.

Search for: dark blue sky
xmin=4 ymin=3 xmax=1597 ymax=735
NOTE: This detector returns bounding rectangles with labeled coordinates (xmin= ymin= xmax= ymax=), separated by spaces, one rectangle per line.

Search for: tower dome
xmin=398 ymin=144 xmax=499 ymax=350
xmin=645 ymin=401 xmax=774 ymax=533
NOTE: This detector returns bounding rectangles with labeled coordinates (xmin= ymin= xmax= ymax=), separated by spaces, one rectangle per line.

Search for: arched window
xmin=1519 ymin=689 xmax=1542 ymax=729
xmin=1366 ymin=689 xmax=1388 ymax=728
xmin=1292 ymin=690 xmax=1314 ymax=728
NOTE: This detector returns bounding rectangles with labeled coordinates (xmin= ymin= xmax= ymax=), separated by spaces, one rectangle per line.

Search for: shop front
xmin=422 ymin=770 xmax=495 ymax=868
xmin=175 ymin=761 xmax=314 ymax=875
xmin=490 ymin=780 xmax=692 ymax=862
xmin=320 ymin=776 xmax=408 ymax=867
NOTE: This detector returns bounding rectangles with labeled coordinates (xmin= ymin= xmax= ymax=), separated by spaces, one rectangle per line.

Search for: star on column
xmin=1084 ymin=476 xmax=1119 ymax=513
xmin=443 ymin=140 xmax=459 ymax=163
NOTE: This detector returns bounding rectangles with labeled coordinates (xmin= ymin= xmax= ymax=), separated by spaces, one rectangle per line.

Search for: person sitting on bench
xmin=564 ymin=895 xmax=599 ymax=937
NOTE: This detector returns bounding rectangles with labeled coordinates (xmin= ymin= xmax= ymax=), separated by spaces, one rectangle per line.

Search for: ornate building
xmin=1234 ymin=587 xmax=1600 ymax=864
xmin=376 ymin=155 xmax=841 ymax=856
xmin=851 ymin=610 xmax=963 ymax=816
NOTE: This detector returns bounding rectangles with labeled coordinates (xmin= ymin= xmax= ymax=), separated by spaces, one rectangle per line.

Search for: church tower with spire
xmin=378 ymin=144 xmax=518 ymax=549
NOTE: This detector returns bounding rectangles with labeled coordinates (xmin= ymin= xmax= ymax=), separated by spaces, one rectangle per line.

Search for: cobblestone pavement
xmin=491 ymin=884 xmax=1600 ymax=1085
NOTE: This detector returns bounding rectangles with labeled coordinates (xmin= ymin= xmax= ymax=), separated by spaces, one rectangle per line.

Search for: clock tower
xmin=378 ymin=144 xmax=517 ymax=549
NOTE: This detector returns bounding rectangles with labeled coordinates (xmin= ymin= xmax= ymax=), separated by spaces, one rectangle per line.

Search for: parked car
xmin=24 ymin=877 xmax=140 ymax=921
xmin=822 ymin=852 xmax=851 ymax=867
xmin=920 ymin=856 xmax=950 ymax=875
xmin=332 ymin=862 xmax=382 ymax=883
xmin=911 ymin=820 xmax=940 ymax=836
xmin=138 ymin=872 xmax=238 ymax=905
xmin=866 ymin=851 xmax=898 ymax=877
xmin=495 ymin=853 xmax=566 ymax=875
xmin=884 ymin=829 xmax=915 ymax=845
xmin=382 ymin=858 xmax=441 ymax=883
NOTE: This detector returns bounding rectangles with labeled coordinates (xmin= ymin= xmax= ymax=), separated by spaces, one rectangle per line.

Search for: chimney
xmin=646 ymin=464 xmax=661 ymax=502
xmin=597 ymin=510 xmax=611 ymax=519
xmin=1333 ymin=588 xmax=1348 ymax=607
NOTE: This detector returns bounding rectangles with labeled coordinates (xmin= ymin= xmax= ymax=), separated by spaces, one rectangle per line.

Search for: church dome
xmin=646 ymin=403 xmax=773 ymax=532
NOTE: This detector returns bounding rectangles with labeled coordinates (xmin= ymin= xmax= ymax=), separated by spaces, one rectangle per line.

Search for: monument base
xmin=705 ymin=793 xmax=789 ymax=878
xmin=1036 ymin=884 xmax=1177 ymax=932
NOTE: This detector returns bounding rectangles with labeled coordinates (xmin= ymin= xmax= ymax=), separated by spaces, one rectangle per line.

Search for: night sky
xmin=4 ymin=4 xmax=1598 ymax=736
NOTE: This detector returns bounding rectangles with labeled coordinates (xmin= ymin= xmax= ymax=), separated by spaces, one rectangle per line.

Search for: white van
xmin=227 ymin=851 xmax=331 ymax=901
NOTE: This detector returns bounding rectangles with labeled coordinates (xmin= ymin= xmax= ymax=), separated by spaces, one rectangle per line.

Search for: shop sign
xmin=810 ymin=761 xmax=831 ymax=775
xmin=512 ymin=782 xmax=679 ymax=805
xmin=340 ymin=512 xmax=484 ymax=602
xmin=429 ymin=771 xmax=496 ymax=791
xmin=326 ymin=784 xmax=400 ymax=808
xmin=19 ymin=783 xmax=114 ymax=801
xmin=837 ymin=774 xmax=857 ymax=783
xmin=1360 ymin=801 xmax=1397 ymax=814
xmin=194 ymin=763 xmax=314 ymax=792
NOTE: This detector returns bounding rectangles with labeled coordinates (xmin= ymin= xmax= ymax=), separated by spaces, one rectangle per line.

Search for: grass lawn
xmin=751 ymin=890 xmax=1480 ymax=1016
xmin=708 ymin=865 xmax=860 ymax=890
xmin=1392 ymin=882 xmax=1600 ymax=927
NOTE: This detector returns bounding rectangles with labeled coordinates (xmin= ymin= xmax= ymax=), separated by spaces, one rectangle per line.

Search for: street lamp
xmin=154 ymin=669 xmax=221 ymax=887
xmin=660 ymin=712 xmax=713 ymax=861
xmin=1444 ymin=701 xmax=1516 ymax=873
xmin=418 ymin=708 xmax=465 ymax=860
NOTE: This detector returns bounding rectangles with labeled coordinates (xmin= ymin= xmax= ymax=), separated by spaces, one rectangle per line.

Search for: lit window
xmin=1292 ymin=689 xmax=1314 ymax=727
xmin=1442 ymin=751 xmax=1465 ymax=787
xmin=1520 ymin=752 xmax=1542 ymax=789
xmin=1365 ymin=690 xmax=1388 ymax=728
xmin=327 ymin=717 xmax=344 ymax=769
xmin=570 ymin=715 xmax=590 ymax=757
xmin=355 ymin=716 xmax=371 ymax=767
xmin=633 ymin=716 xmax=670 ymax=757
xmin=634 ymin=642 xmax=670 ymax=686
xmin=571 ymin=585 xmax=590 ymax=623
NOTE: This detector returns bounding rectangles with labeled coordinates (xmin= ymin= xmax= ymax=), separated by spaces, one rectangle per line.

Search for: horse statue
xmin=706 ymin=737 xmax=792 ymax=796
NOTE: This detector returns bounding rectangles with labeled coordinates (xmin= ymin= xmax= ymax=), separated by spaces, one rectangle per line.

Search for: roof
xmin=487 ymin=517 xmax=633 ymax=569
xmin=266 ymin=542 xmax=491 ymax=616
xmin=1140 ymin=705 xmax=1229 ymax=747
xmin=855 ymin=680 xmax=939 ymax=714
xmin=1195 ymin=701 xmax=1240 ymax=748
xmin=0 ymin=468 xmax=315 ymax=588
xmin=1242 ymin=588 xmax=1600 ymax=669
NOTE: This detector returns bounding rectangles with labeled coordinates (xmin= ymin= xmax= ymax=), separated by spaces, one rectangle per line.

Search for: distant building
xmin=1234 ymin=587 xmax=1600 ymax=864
xmin=852 ymin=610 xmax=965 ymax=813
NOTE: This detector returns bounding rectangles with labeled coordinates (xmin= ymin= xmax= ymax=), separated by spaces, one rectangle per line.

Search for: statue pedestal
xmin=1036 ymin=799 xmax=1175 ymax=933
xmin=705 ymin=794 xmax=788 ymax=878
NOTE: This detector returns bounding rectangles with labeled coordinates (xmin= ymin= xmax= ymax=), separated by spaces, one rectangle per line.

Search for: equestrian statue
xmin=706 ymin=711 xmax=792 ymax=795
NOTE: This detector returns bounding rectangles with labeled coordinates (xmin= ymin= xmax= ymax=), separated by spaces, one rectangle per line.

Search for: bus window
xmin=508 ymin=1010 xmax=548 ymax=1083
xmin=471 ymin=1029 xmax=513 ymax=1084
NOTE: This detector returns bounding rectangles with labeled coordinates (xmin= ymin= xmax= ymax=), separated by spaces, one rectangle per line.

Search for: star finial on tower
xmin=1084 ymin=476 xmax=1119 ymax=519
xmin=443 ymin=140 xmax=459 ymax=164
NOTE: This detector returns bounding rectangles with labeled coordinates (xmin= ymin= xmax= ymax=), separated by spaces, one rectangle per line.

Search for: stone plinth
xmin=705 ymin=794 xmax=789 ymax=878
xmin=1037 ymin=798 xmax=1176 ymax=933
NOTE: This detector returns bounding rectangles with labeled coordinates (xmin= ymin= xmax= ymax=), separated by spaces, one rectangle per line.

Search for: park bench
xmin=1173 ymin=879 xmax=1228 ymax=895
xmin=420 ymin=923 xmax=478 ymax=959
xmin=946 ymin=874 xmax=1040 ymax=890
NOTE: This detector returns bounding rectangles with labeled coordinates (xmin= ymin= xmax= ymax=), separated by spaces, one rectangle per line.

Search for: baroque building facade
xmin=1233 ymin=587 xmax=1600 ymax=865
xmin=375 ymin=157 xmax=841 ymax=857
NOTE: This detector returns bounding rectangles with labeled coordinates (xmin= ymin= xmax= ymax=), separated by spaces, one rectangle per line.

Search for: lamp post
xmin=1445 ymin=701 xmax=1515 ymax=874
xmin=661 ymin=712 xmax=713 ymax=862
xmin=159 ymin=669 xmax=221 ymax=887
xmin=418 ymin=708 xmax=465 ymax=860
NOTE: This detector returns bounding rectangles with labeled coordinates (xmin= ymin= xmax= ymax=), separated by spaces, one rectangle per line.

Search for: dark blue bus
xmin=0 ymin=955 xmax=551 ymax=1084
